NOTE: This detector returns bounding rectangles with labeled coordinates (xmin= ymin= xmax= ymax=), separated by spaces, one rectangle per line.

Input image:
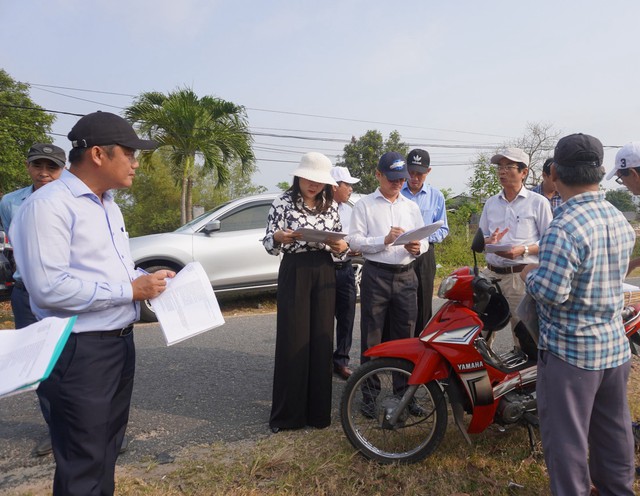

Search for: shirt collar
xmin=374 ymin=188 xmax=408 ymax=204
xmin=560 ymin=190 xmax=603 ymax=208
xmin=499 ymin=184 xmax=529 ymax=201
xmin=60 ymin=169 xmax=114 ymax=204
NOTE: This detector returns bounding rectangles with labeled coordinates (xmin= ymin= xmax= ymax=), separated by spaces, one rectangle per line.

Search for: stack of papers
xmin=485 ymin=243 xmax=516 ymax=253
xmin=293 ymin=228 xmax=347 ymax=243
xmin=0 ymin=316 xmax=76 ymax=398
xmin=149 ymin=262 xmax=225 ymax=346
xmin=391 ymin=221 xmax=444 ymax=246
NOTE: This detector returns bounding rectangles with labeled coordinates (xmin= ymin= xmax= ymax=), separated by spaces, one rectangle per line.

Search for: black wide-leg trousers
xmin=270 ymin=250 xmax=336 ymax=430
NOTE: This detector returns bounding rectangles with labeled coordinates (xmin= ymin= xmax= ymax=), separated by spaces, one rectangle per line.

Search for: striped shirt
xmin=524 ymin=191 xmax=635 ymax=370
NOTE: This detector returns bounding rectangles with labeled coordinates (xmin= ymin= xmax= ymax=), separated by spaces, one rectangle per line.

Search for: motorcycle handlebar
xmin=474 ymin=277 xmax=497 ymax=296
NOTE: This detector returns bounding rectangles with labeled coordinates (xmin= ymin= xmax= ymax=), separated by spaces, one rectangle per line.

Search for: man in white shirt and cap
xmin=479 ymin=147 xmax=552 ymax=346
xmin=330 ymin=166 xmax=360 ymax=379
xmin=606 ymin=141 xmax=640 ymax=274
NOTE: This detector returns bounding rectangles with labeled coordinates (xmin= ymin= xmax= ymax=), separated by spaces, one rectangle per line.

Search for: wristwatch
xmin=522 ymin=245 xmax=529 ymax=258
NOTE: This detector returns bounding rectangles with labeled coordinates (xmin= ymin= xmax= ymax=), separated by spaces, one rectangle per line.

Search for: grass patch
xmin=114 ymin=360 xmax=640 ymax=496
xmin=116 ymin=425 xmax=550 ymax=496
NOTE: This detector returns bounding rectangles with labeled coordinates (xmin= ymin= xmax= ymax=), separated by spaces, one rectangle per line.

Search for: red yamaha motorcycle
xmin=340 ymin=229 xmax=640 ymax=464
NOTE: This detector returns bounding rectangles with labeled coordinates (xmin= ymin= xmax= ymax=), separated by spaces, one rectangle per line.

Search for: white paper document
xmin=150 ymin=261 xmax=225 ymax=346
xmin=294 ymin=228 xmax=347 ymax=243
xmin=0 ymin=316 xmax=76 ymax=398
xmin=392 ymin=220 xmax=444 ymax=246
xmin=485 ymin=243 xmax=516 ymax=253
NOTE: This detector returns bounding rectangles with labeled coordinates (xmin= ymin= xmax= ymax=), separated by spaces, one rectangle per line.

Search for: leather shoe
xmin=333 ymin=365 xmax=352 ymax=380
xmin=35 ymin=432 xmax=52 ymax=457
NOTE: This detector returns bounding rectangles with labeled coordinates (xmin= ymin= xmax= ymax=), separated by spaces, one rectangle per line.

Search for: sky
xmin=2 ymin=0 xmax=639 ymax=195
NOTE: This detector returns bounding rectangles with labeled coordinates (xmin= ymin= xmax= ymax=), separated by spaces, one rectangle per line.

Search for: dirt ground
xmin=0 ymin=294 xmax=277 ymax=495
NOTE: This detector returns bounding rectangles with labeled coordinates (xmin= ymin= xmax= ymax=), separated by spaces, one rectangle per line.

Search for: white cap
xmin=490 ymin=147 xmax=530 ymax=167
xmin=606 ymin=142 xmax=640 ymax=180
xmin=290 ymin=152 xmax=337 ymax=186
xmin=330 ymin=166 xmax=360 ymax=184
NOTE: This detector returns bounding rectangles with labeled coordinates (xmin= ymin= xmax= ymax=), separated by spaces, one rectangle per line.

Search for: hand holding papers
xmin=391 ymin=221 xmax=444 ymax=246
xmin=0 ymin=316 xmax=76 ymax=398
xmin=149 ymin=262 xmax=225 ymax=345
xmin=293 ymin=228 xmax=347 ymax=243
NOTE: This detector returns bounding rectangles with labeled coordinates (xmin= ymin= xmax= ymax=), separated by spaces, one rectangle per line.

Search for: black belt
xmin=334 ymin=260 xmax=352 ymax=270
xmin=487 ymin=263 xmax=526 ymax=274
xmin=81 ymin=324 xmax=134 ymax=338
xmin=366 ymin=260 xmax=415 ymax=273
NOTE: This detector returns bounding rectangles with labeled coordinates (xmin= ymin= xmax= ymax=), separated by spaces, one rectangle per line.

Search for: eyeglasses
xmin=496 ymin=164 xmax=519 ymax=171
xmin=615 ymin=169 xmax=630 ymax=185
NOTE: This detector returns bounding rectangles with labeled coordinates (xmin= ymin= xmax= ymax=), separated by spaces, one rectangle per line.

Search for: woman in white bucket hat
xmin=263 ymin=152 xmax=348 ymax=433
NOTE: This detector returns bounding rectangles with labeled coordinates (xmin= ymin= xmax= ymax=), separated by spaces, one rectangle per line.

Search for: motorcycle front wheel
xmin=340 ymin=357 xmax=448 ymax=464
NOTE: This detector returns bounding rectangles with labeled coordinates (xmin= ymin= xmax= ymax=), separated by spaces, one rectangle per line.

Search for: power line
xmin=0 ymin=103 xmax=85 ymax=117
xmin=31 ymin=86 xmax=124 ymax=109
xmin=25 ymin=81 xmax=514 ymax=140
xmin=28 ymin=83 xmax=135 ymax=98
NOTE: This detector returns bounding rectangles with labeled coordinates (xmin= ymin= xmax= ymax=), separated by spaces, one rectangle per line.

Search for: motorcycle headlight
xmin=438 ymin=275 xmax=458 ymax=298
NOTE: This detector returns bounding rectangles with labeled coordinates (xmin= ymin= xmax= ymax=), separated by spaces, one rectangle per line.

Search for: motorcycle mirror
xmin=471 ymin=229 xmax=484 ymax=276
xmin=471 ymin=228 xmax=485 ymax=254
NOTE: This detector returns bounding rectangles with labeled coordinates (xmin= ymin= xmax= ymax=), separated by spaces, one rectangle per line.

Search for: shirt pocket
xmin=515 ymin=215 xmax=536 ymax=239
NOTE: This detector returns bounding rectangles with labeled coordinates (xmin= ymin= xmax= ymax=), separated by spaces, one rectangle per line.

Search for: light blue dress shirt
xmin=0 ymin=185 xmax=34 ymax=233
xmin=0 ymin=185 xmax=35 ymax=283
xmin=400 ymin=183 xmax=449 ymax=243
xmin=9 ymin=169 xmax=139 ymax=332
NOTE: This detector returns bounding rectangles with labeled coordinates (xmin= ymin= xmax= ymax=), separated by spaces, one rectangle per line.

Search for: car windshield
xmin=174 ymin=200 xmax=234 ymax=233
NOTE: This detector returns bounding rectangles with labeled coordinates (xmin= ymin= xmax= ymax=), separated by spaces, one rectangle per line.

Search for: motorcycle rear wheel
xmin=340 ymin=357 xmax=448 ymax=464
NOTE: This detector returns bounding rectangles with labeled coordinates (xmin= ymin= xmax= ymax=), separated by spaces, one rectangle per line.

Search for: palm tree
xmin=125 ymin=88 xmax=254 ymax=224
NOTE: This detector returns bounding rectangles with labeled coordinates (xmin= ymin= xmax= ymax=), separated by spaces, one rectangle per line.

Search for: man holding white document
xmin=10 ymin=111 xmax=174 ymax=496
xmin=348 ymin=152 xmax=428 ymax=372
xmin=478 ymin=148 xmax=552 ymax=346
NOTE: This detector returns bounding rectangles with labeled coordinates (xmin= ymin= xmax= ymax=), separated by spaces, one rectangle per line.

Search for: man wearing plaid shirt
xmin=522 ymin=133 xmax=636 ymax=495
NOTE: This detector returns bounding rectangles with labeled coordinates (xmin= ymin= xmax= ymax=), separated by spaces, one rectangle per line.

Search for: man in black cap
xmin=0 ymin=143 xmax=66 ymax=328
xmin=522 ymin=133 xmax=636 ymax=495
xmin=401 ymin=149 xmax=449 ymax=335
xmin=0 ymin=143 xmax=65 ymax=456
xmin=10 ymin=111 xmax=175 ymax=496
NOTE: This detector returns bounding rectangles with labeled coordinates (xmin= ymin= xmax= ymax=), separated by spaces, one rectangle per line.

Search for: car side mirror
xmin=201 ymin=220 xmax=221 ymax=235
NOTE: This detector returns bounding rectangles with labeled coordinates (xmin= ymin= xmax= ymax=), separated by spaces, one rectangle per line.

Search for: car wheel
xmin=138 ymin=265 xmax=178 ymax=323
xmin=352 ymin=258 xmax=364 ymax=300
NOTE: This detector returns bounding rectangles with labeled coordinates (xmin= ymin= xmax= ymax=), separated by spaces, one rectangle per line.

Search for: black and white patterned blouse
xmin=263 ymin=191 xmax=343 ymax=256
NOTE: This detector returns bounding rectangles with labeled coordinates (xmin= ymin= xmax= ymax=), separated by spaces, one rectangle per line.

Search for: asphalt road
xmin=0 ymin=301 xmax=514 ymax=490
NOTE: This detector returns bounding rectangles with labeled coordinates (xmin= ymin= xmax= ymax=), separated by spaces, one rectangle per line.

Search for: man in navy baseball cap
xmin=377 ymin=151 xmax=410 ymax=180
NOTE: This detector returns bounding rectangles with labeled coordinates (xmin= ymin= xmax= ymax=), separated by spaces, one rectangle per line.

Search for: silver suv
xmin=130 ymin=193 xmax=363 ymax=322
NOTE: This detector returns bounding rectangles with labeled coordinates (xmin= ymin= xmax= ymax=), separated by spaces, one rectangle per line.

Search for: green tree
xmin=125 ymin=87 xmax=255 ymax=224
xmin=116 ymin=151 xmax=181 ymax=237
xmin=606 ymin=189 xmax=637 ymax=213
xmin=276 ymin=181 xmax=290 ymax=192
xmin=0 ymin=69 xmax=55 ymax=195
xmin=336 ymin=130 xmax=409 ymax=194
xmin=466 ymin=153 xmax=501 ymax=201
xmin=195 ymin=161 xmax=267 ymax=211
